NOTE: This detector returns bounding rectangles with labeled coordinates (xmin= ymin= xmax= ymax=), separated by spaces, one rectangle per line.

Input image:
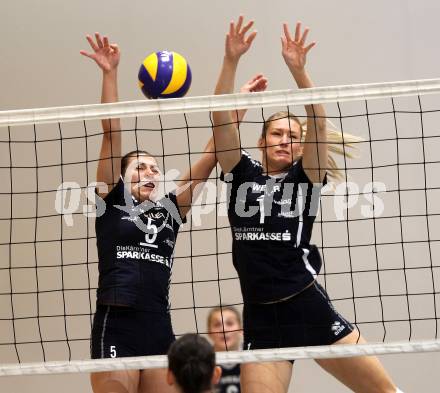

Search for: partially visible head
xmin=121 ymin=150 xmax=160 ymax=202
xmin=167 ymin=334 xmax=221 ymax=393
xmin=258 ymin=111 xmax=304 ymax=174
xmin=207 ymin=306 xmax=242 ymax=352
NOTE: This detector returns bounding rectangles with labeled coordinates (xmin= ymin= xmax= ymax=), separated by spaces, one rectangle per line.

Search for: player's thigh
xmin=91 ymin=370 xmax=140 ymax=393
xmin=139 ymin=368 xmax=175 ymax=393
xmin=91 ymin=306 xmax=142 ymax=359
xmin=241 ymin=361 xmax=293 ymax=393
xmin=315 ymin=331 xmax=396 ymax=393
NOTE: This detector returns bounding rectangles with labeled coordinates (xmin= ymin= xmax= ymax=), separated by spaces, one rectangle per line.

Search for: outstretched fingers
xmin=109 ymin=43 xmax=120 ymax=54
xmin=79 ymin=50 xmax=94 ymax=59
xmin=230 ymin=16 xmax=255 ymax=40
xmin=80 ymin=35 xmax=97 ymax=58
xmin=294 ymin=21 xmax=301 ymax=42
xmin=95 ymin=32 xmax=104 ymax=48
xmin=283 ymin=22 xmax=293 ymax=43
xmin=85 ymin=35 xmax=99 ymax=52
xmin=225 ymin=15 xmax=257 ymax=60
xmin=80 ymin=32 xmax=121 ymax=73
xmin=284 ymin=22 xmax=315 ymax=50
xmin=280 ymin=36 xmax=287 ymax=51
xmin=241 ymin=74 xmax=268 ymax=93
xmin=240 ymin=19 xmax=255 ymax=36
xmin=235 ymin=15 xmax=244 ymax=34
xmin=299 ymin=27 xmax=309 ymax=46
xmin=103 ymin=36 xmax=110 ymax=48
xmin=305 ymin=41 xmax=316 ymax=53
xmin=245 ymin=30 xmax=257 ymax=46
xmin=229 ymin=20 xmax=235 ymax=37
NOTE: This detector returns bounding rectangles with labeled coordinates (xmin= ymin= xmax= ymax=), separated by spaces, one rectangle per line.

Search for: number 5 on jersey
xmin=140 ymin=218 xmax=159 ymax=248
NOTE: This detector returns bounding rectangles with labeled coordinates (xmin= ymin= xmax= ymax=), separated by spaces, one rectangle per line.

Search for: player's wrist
xmin=223 ymin=55 xmax=240 ymax=66
xmin=103 ymin=68 xmax=118 ymax=79
xmin=286 ymin=63 xmax=306 ymax=75
xmin=290 ymin=68 xmax=312 ymax=87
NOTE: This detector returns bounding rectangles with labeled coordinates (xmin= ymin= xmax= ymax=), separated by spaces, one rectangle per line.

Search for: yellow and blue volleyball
xmin=138 ymin=51 xmax=192 ymax=99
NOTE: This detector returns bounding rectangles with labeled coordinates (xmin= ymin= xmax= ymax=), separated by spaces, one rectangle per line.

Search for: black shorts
xmin=91 ymin=305 xmax=175 ymax=359
xmin=243 ymin=281 xmax=354 ymax=354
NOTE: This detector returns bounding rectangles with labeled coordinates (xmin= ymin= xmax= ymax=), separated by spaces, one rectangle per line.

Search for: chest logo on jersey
xmin=121 ymin=210 xmax=165 ymax=221
xmin=116 ymin=245 xmax=172 ymax=268
xmin=252 ymin=183 xmax=282 ymax=193
xmin=233 ymin=227 xmax=291 ymax=242
xmin=143 ymin=211 xmax=166 ymax=220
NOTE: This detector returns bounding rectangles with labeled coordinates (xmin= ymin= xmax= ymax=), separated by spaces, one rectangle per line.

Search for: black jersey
xmin=222 ymin=151 xmax=326 ymax=303
xmin=95 ymin=177 xmax=184 ymax=312
xmin=216 ymin=364 xmax=240 ymax=393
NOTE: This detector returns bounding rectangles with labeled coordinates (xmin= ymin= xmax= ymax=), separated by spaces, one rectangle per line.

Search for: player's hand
xmin=232 ymin=74 xmax=268 ymax=124
xmin=80 ymin=33 xmax=120 ymax=73
xmin=240 ymin=74 xmax=268 ymax=93
xmin=225 ymin=15 xmax=257 ymax=62
xmin=281 ymin=22 xmax=316 ymax=73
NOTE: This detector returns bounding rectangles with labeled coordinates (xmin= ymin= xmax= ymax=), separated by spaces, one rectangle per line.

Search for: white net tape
xmin=1 ymin=78 xmax=440 ymax=126
xmin=0 ymin=340 xmax=439 ymax=376
xmin=1 ymin=78 xmax=440 ymax=377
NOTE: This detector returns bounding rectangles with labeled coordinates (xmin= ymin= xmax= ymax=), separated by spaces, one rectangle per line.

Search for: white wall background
xmin=1 ymin=1 xmax=440 ymax=392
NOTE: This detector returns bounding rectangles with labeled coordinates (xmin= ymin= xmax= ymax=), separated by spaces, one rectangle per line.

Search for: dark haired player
xmin=81 ymin=33 xmax=216 ymax=393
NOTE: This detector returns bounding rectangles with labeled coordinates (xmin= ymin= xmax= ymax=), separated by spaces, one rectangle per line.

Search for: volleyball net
xmin=0 ymin=79 xmax=440 ymax=375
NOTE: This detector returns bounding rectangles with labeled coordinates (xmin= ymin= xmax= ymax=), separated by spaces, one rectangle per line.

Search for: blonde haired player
xmin=212 ymin=15 xmax=404 ymax=393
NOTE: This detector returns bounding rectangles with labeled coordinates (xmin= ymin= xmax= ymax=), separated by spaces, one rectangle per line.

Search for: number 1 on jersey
xmin=257 ymin=195 xmax=265 ymax=224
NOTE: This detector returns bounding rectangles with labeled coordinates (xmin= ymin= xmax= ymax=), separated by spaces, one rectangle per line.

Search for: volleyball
xmin=138 ymin=50 xmax=192 ymax=99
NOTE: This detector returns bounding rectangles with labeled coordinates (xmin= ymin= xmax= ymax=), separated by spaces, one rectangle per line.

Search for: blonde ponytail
xmin=302 ymin=120 xmax=363 ymax=183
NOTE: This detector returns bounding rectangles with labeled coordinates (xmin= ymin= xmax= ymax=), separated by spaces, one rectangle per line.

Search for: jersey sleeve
xmin=165 ymin=191 xmax=187 ymax=225
xmin=220 ymin=150 xmax=261 ymax=185
xmin=95 ymin=177 xmax=124 ymax=206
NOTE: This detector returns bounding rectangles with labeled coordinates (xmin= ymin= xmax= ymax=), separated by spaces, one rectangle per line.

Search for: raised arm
xmin=175 ymin=73 xmax=267 ymax=218
xmin=281 ymin=22 xmax=327 ymax=183
xmin=212 ymin=16 xmax=257 ymax=174
xmin=175 ymin=138 xmax=216 ymax=218
xmin=178 ymin=23 xmax=265 ymax=217
xmin=80 ymin=33 xmax=122 ymax=197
